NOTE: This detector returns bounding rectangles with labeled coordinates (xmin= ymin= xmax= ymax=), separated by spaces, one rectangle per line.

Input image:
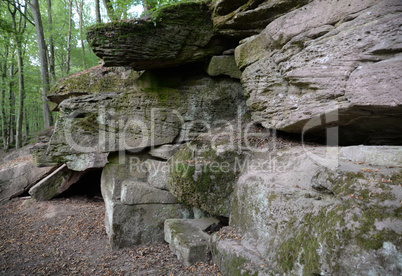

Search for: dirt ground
xmin=0 ymin=196 xmax=221 ymax=276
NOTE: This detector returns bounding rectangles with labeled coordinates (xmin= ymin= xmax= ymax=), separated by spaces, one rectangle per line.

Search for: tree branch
xmin=2 ymin=0 xmax=35 ymax=26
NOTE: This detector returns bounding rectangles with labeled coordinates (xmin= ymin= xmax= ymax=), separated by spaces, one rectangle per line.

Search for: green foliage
xmin=0 ymin=0 xmax=100 ymax=149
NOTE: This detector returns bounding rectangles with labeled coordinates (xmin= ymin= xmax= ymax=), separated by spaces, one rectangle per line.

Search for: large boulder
xmin=87 ymin=2 xmax=232 ymax=70
xmin=168 ymin=125 xmax=248 ymax=217
xmin=213 ymin=144 xmax=402 ymax=275
xmin=164 ymin=218 xmax=220 ymax=267
xmin=101 ymin=151 xmax=193 ymax=249
xmin=210 ymin=0 xmax=312 ymax=39
xmin=48 ymin=66 xmax=141 ymax=110
xmin=206 ymin=55 xmax=242 ymax=79
xmin=0 ymin=145 xmax=56 ymax=202
xmin=47 ymin=66 xmax=246 ymax=158
xmin=236 ymin=0 xmax=402 ymax=144
xmin=28 ymin=164 xmax=87 ymax=201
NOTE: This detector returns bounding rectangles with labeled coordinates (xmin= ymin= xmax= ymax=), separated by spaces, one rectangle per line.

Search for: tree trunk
xmin=28 ymin=0 xmax=53 ymax=129
xmin=24 ymin=106 xmax=29 ymax=141
xmin=66 ymin=0 xmax=72 ymax=74
xmin=75 ymin=0 xmax=86 ymax=69
xmin=11 ymin=5 xmax=28 ymax=149
xmin=0 ymin=43 xmax=9 ymax=150
xmin=47 ymin=0 xmax=56 ymax=82
xmin=9 ymin=60 xmax=15 ymax=148
xmin=15 ymin=42 xmax=25 ymax=149
xmin=102 ymin=0 xmax=118 ymax=21
xmin=95 ymin=0 xmax=101 ymax=23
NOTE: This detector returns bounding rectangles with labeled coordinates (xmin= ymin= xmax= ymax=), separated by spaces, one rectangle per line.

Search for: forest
xmin=0 ymin=0 xmax=184 ymax=151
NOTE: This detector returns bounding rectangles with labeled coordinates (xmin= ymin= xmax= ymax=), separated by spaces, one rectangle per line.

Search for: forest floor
xmin=0 ymin=196 xmax=221 ymax=276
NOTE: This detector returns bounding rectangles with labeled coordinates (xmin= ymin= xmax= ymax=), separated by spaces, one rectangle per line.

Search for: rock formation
xmin=236 ymin=0 xmax=402 ymax=145
xmin=87 ymin=2 xmax=233 ymax=70
xmin=0 ymin=144 xmax=56 ymax=202
xmin=22 ymin=0 xmax=402 ymax=274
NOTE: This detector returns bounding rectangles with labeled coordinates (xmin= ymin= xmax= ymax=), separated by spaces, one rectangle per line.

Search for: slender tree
xmin=95 ymin=0 xmax=101 ymax=23
xmin=47 ymin=0 xmax=56 ymax=82
xmin=8 ymin=57 xmax=15 ymax=147
xmin=8 ymin=0 xmax=28 ymax=149
xmin=75 ymin=0 xmax=86 ymax=69
xmin=0 ymin=39 xmax=9 ymax=149
xmin=66 ymin=0 xmax=72 ymax=74
xmin=28 ymin=0 xmax=53 ymax=129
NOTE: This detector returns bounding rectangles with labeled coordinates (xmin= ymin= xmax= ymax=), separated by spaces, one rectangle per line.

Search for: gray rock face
xmin=0 ymin=144 xmax=55 ymax=202
xmin=47 ymin=69 xmax=246 ymax=158
xmin=168 ymin=125 xmax=248 ymax=217
xmin=64 ymin=153 xmax=108 ymax=171
xmin=206 ymin=55 xmax=242 ymax=79
xmin=87 ymin=2 xmax=231 ymax=70
xmin=339 ymin=146 xmax=402 ymax=167
xmin=29 ymin=164 xmax=86 ymax=201
xmin=148 ymin=144 xmax=182 ymax=161
xmin=109 ymin=203 xmax=192 ymax=249
xmin=164 ymin=218 xmax=219 ymax=267
xmin=223 ymin=144 xmax=402 ymax=275
xmin=211 ymin=230 xmax=272 ymax=275
xmin=101 ymin=152 xmax=193 ymax=249
xmin=236 ymin=0 xmax=402 ymax=144
xmin=146 ymin=159 xmax=169 ymax=190
xmin=48 ymin=66 xmax=141 ymax=109
xmin=121 ymin=181 xmax=177 ymax=204
xmin=211 ymin=0 xmax=312 ymax=39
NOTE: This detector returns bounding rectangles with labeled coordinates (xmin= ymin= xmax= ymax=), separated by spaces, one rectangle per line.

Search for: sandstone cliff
xmin=20 ymin=0 xmax=402 ymax=275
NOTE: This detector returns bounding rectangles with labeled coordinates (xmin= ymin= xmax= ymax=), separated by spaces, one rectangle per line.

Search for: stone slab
xmin=165 ymin=218 xmax=220 ymax=267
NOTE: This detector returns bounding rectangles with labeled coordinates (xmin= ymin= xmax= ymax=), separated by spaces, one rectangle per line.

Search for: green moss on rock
xmin=168 ymin=140 xmax=244 ymax=217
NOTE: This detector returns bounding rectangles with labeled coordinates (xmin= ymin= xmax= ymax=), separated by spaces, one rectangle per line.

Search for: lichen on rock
xmin=168 ymin=127 xmax=247 ymax=217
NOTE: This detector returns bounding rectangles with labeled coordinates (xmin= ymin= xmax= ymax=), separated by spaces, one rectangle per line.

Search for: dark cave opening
xmin=204 ymin=216 xmax=229 ymax=235
xmin=55 ymin=169 xmax=103 ymax=200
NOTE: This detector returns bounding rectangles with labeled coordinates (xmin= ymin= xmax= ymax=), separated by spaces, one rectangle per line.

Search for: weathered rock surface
xmin=87 ymin=2 xmax=232 ymax=70
xmin=211 ymin=230 xmax=272 ymax=275
xmin=339 ymin=146 xmax=402 ymax=167
xmin=148 ymin=144 xmax=182 ymax=161
xmin=168 ymin=125 xmax=248 ymax=217
xmin=165 ymin=218 xmax=219 ymax=267
xmin=0 ymin=145 xmax=55 ymax=202
xmin=29 ymin=164 xmax=86 ymax=201
xmin=236 ymin=0 xmax=402 ymax=144
xmin=101 ymin=151 xmax=193 ymax=249
xmin=47 ymin=67 xmax=246 ymax=158
xmin=219 ymin=144 xmax=402 ymax=275
xmin=211 ymin=0 xmax=312 ymax=39
xmin=121 ymin=180 xmax=177 ymax=204
xmin=146 ymin=159 xmax=169 ymax=190
xmin=48 ymin=66 xmax=141 ymax=109
xmin=206 ymin=55 xmax=242 ymax=79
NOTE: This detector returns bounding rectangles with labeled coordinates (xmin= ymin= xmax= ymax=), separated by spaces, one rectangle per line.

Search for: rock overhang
xmin=86 ymin=1 xmax=234 ymax=70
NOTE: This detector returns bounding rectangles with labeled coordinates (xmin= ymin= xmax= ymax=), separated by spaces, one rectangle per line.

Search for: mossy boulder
xmin=224 ymin=144 xmax=402 ymax=275
xmin=87 ymin=1 xmax=232 ymax=70
xmin=28 ymin=165 xmax=86 ymax=201
xmin=47 ymin=66 xmax=246 ymax=157
xmin=48 ymin=66 xmax=141 ymax=109
xmin=168 ymin=127 xmax=247 ymax=217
